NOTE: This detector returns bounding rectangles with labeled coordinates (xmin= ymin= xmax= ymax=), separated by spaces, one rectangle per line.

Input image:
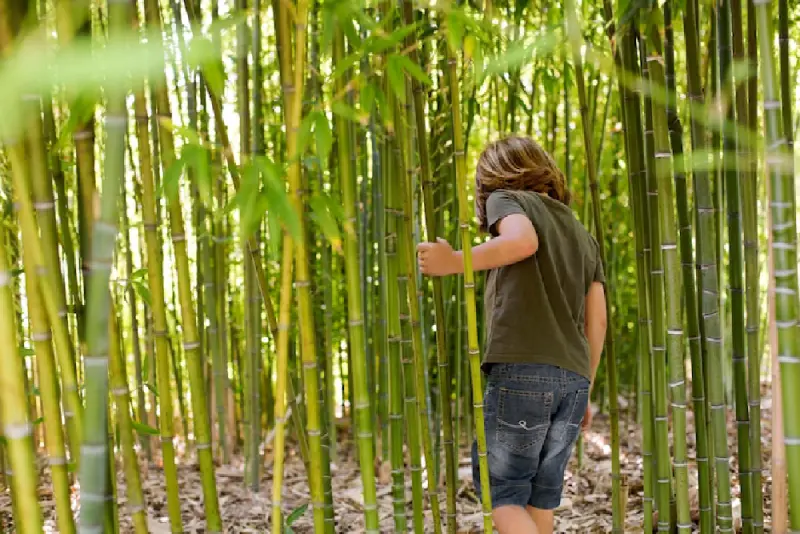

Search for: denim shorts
xmin=471 ymin=363 xmax=590 ymax=510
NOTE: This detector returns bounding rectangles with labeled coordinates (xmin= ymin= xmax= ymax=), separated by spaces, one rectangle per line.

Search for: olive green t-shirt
xmin=482 ymin=189 xmax=604 ymax=379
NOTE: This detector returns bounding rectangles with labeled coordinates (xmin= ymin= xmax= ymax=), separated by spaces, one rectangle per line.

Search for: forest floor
xmin=0 ymin=385 xmax=779 ymax=533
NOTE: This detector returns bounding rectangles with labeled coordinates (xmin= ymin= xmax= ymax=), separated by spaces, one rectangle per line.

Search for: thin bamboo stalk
xmin=108 ymin=301 xmax=148 ymax=534
xmin=444 ymin=9 xmax=493 ymax=534
xmin=332 ymin=26 xmax=380 ymax=534
xmin=0 ymin=203 xmax=42 ymax=532
xmin=276 ymin=1 xmax=330 ymax=529
xmin=565 ymin=3 xmax=622 ymax=530
xmin=21 ymin=214 xmax=74 ymax=534
xmin=397 ymin=4 xmax=447 ymax=530
xmin=754 ymin=0 xmax=800 ymax=527
xmin=679 ymin=0 xmax=718 ymax=530
xmin=77 ymin=0 xmax=128 ymax=524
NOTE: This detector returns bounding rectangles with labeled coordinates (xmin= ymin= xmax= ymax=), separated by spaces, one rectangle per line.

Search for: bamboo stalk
xmin=108 ymin=301 xmax=148 ymax=534
xmin=566 ymin=3 xmax=622 ymax=530
xmin=332 ymin=25 xmax=380 ymax=534
xmin=20 ymin=203 xmax=74 ymax=534
xmin=133 ymin=87 xmax=183 ymax=531
xmin=754 ymin=0 xmax=800 ymax=527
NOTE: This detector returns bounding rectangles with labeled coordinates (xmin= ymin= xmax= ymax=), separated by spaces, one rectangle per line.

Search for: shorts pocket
xmin=496 ymin=387 xmax=553 ymax=455
xmin=564 ymin=388 xmax=590 ymax=442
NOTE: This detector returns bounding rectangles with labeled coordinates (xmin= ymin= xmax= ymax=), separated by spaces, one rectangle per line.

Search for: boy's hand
xmin=417 ymin=238 xmax=458 ymax=276
xmin=581 ymin=403 xmax=593 ymax=432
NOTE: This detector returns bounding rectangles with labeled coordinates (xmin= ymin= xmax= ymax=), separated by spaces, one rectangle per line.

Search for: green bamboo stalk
xmin=679 ymin=0 xmax=716 ymax=529
xmin=270 ymin=232 xmax=293 ymax=532
xmin=108 ymin=302 xmax=148 ymax=534
xmin=276 ymin=1 xmax=330 ymax=530
xmin=394 ymin=85 xmax=430 ymax=534
xmin=729 ymin=0 xmax=762 ymax=529
xmin=77 ymin=0 xmax=128 ymax=525
xmin=444 ymin=13 xmax=494 ymax=534
xmin=7 ymin=152 xmax=83 ymax=475
xmin=743 ymin=0 xmax=763 ymax=530
xmin=147 ymin=0 xmax=223 ymax=524
xmin=690 ymin=7 xmax=735 ymax=529
xmin=21 ymin=217 xmax=74 ymax=534
xmin=122 ymin=145 xmax=150 ymax=461
xmin=332 ymin=26 xmax=380 ymax=534
xmin=133 ymin=87 xmax=183 ymax=532
xmin=639 ymin=34 xmax=674 ymax=531
xmin=754 ymin=0 xmax=800 ymax=528
xmin=0 ymin=202 xmax=43 ymax=534
xmin=664 ymin=3 xmax=713 ymax=532
xmin=398 ymin=4 xmax=447 ymax=531
xmin=565 ymin=3 xmax=622 ymax=530
xmin=385 ymin=127 xmax=407 ymax=532
xmin=618 ymin=38 xmax=655 ymax=528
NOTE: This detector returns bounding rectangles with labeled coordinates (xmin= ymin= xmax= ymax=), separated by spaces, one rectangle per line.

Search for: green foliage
xmin=309 ymin=194 xmax=343 ymax=253
xmin=131 ymin=421 xmax=160 ymax=436
xmin=284 ymin=503 xmax=308 ymax=533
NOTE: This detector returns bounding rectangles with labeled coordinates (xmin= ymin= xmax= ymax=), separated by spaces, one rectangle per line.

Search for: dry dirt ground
xmin=0 ymin=392 xmax=780 ymax=533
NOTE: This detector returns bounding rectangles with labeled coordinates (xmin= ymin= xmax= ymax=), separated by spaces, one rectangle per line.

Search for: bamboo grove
xmin=0 ymin=0 xmax=797 ymax=532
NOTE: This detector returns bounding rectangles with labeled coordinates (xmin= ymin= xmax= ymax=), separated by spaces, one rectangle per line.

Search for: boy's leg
xmin=527 ymin=506 xmax=554 ymax=534
xmin=527 ymin=373 xmax=590 ymax=531
xmin=472 ymin=365 xmax=560 ymax=534
xmin=494 ymin=505 xmax=540 ymax=534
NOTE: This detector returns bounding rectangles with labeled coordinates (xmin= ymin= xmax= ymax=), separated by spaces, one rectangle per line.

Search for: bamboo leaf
xmin=361 ymin=83 xmax=377 ymax=115
xmin=313 ymin=111 xmax=333 ymax=164
xmin=144 ymin=383 xmax=159 ymax=398
xmin=286 ymin=504 xmax=308 ymax=526
xmin=131 ymin=421 xmax=160 ymax=436
xmin=237 ymin=162 xmax=263 ymax=239
xmin=187 ymin=37 xmax=226 ymax=98
xmin=446 ymin=11 xmax=465 ymax=52
xmin=331 ymin=101 xmax=363 ymax=124
xmin=133 ymin=280 xmax=152 ymax=307
xmin=160 ymin=157 xmax=186 ymax=202
xmin=183 ymin=143 xmax=212 ymax=206
xmin=309 ymin=194 xmax=342 ymax=253
xmin=297 ymin=113 xmax=315 ymax=162
xmin=392 ymin=54 xmax=432 ymax=86
xmin=56 ymin=91 xmax=100 ymax=149
xmin=386 ymin=55 xmax=407 ymax=103
xmin=257 ymin=156 xmax=301 ymax=241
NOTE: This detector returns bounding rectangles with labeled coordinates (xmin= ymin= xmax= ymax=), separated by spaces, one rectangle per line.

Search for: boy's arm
xmin=584 ymin=281 xmax=607 ymax=393
xmin=417 ymin=213 xmax=538 ymax=276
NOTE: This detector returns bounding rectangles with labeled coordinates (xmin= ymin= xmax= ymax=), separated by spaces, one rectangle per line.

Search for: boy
xmin=417 ymin=136 xmax=607 ymax=534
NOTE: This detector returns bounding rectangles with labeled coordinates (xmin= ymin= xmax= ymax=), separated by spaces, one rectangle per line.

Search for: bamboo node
xmin=172 ymin=234 xmax=187 ymax=243
xmin=778 ymin=355 xmax=800 ymax=364
xmin=183 ymin=341 xmax=201 ymax=351
xmin=196 ymin=442 xmax=212 ymax=450
xmin=31 ymin=331 xmax=52 ymax=342
xmin=111 ymin=387 xmax=128 ymax=396
xmin=84 ymin=356 xmax=109 ymax=368
xmin=33 ymin=201 xmax=55 ymax=211
xmin=3 ymin=422 xmax=32 ymax=439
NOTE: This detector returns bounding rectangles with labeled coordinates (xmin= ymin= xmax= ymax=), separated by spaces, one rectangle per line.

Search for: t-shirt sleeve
xmin=486 ymin=190 xmax=527 ymax=237
xmin=592 ymin=238 xmax=606 ymax=284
